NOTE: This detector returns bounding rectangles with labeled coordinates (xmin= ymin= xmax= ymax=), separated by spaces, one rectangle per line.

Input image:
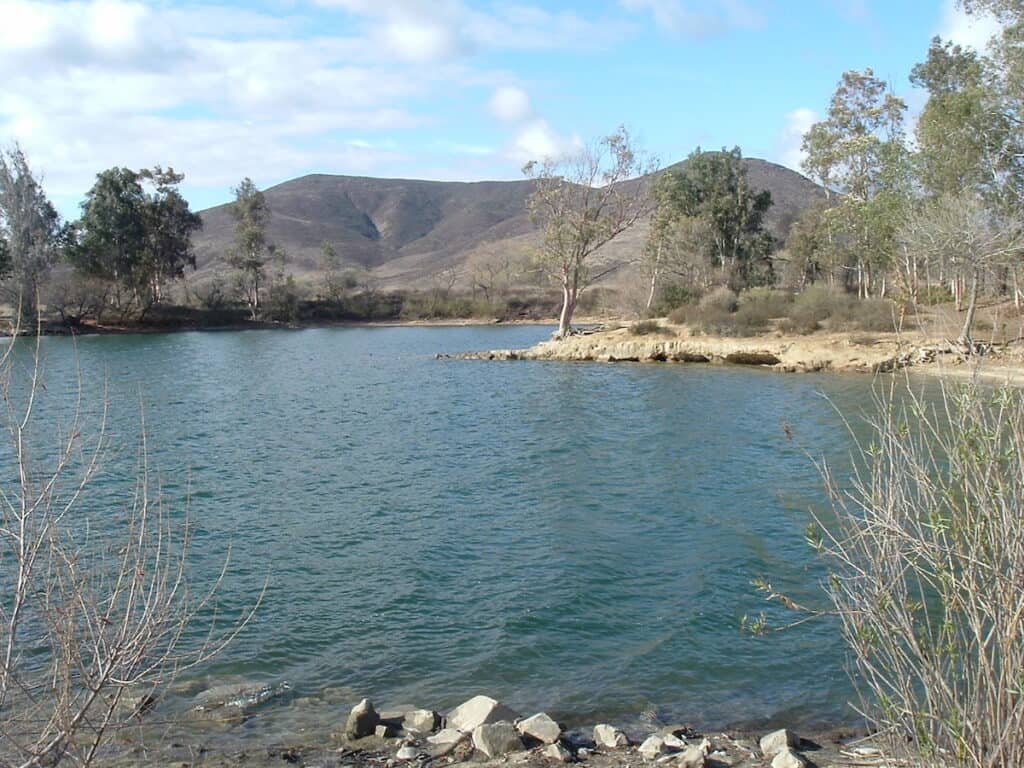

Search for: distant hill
xmin=191 ymin=157 xmax=825 ymax=290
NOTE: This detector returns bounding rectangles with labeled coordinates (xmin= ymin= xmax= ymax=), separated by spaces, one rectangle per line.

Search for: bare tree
xmin=0 ymin=333 xmax=256 ymax=768
xmin=523 ymin=127 xmax=656 ymax=339
xmin=810 ymin=379 xmax=1024 ymax=768
xmin=899 ymin=193 xmax=1024 ymax=349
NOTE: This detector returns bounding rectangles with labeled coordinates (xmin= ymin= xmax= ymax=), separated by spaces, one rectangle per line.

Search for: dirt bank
xmin=450 ymin=321 xmax=1024 ymax=381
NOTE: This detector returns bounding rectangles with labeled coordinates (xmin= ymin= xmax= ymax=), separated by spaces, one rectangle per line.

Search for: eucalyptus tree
xmin=226 ymin=177 xmax=272 ymax=320
xmin=74 ymin=167 xmax=200 ymax=318
xmin=524 ymin=127 xmax=655 ymax=339
xmin=646 ymin=147 xmax=773 ymax=299
xmin=802 ymin=69 xmax=910 ymax=297
xmin=0 ymin=146 xmax=63 ymax=325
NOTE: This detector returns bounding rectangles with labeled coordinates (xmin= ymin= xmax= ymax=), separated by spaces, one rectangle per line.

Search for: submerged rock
xmin=190 ymin=681 xmax=291 ymax=721
xmin=346 ymin=698 xmax=381 ymax=739
xmin=472 ymin=721 xmax=524 ymax=757
xmin=446 ymin=695 xmax=520 ymax=732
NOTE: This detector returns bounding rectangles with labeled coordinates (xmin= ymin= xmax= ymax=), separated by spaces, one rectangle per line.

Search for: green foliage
xmin=72 ymin=166 xmax=200 ymax=319
xmin=651 ymin=147 xmax=774 ymax=290
xmin=801 ymin=70 xmax=911 ymax=296
xmin=226 ymin=178 xmax=273 ymax=320
xmin=0 ymin=145 xmax=63 ymax=323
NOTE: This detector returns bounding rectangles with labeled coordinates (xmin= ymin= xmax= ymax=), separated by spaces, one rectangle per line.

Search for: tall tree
xmin=802 ymin=69 xmax=910 ymax=297
xmin=139 ymin=167 xmax=202 ymax=303
xmin=226 ymin=178 xmax=271 ymax=320
xmin=0 ymin=146 xmax=63 ymax=325
xmin=648 ymin=147 xmax=774 ymax=295
xmin=523 ymin=127 xmax=655 ymax=339
xmin=74 ymin=167 xmax=199 ymax=318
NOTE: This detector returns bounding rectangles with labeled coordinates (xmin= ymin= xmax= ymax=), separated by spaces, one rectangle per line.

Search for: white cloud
xmin=489 ymin=86 xmax=533 ymax=123
xmin=775 ymin=107 xmax=818 ymax=172
xmin=509 ymin=120 xmax=583 ymax=164
xmin=619 ymin=0 xmax=762 ymax=38
xmin=939 ymin=0 xmax=1002 ymax=51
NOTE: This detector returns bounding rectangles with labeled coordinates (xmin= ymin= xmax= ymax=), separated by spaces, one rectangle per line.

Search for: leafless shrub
xmin=811 ymin=378 xmax=1024 ymax=767
xmin=0 ymin=333 xmax=257 ymax=768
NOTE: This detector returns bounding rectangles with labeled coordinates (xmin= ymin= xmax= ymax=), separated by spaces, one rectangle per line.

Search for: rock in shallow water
xmin=639 ymin=735 xmax=669 ymax=759
xmin=346 ymin=698 xmax=380 ymax=739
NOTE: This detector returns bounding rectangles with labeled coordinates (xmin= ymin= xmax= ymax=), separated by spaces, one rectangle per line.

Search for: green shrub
xmin=918 ymin=284 xmax=954 ymax=306
xmin=653 ymin=284 xmax=701 ymax=315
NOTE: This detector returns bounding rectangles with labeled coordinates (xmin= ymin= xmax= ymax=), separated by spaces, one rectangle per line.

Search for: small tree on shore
xmin=226 ymin=178 xmax=272 ymax=320
xmin=523 ymin=127 xmax=655 ymax=339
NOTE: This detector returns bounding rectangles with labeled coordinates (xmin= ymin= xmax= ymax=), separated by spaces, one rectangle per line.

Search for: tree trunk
xmin=645 ymin=267 xmax=659 ymax=312
xmin=958 ymin=269 xmax=979 ymax=349
xmin=557 ymin=284 xmax=577 ymax=340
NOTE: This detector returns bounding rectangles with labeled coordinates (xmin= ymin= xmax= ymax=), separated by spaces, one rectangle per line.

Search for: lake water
xmin=6 ymin=326 xmax=887 ymax=744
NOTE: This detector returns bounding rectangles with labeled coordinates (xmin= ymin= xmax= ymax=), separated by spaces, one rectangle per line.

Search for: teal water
xmin=6 ymin=326 xmax=882 ymax=734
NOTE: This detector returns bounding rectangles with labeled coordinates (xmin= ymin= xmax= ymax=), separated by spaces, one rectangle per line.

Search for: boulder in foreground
xmin=345 ymin=698 xmax=380 ymax=739
xmin=447 ymin=694 xmax=520 ymax=732
xmin=517 ymin=712 xmax=562 ymax=745
xmin=472 ymin=721 xmax=524 ymax=757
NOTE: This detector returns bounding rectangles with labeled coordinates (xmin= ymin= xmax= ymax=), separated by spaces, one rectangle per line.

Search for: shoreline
xmin=110 ymin=685 xmax=880 ymax=768
xmin=446 ymin=321 xmax=1024 ymax=383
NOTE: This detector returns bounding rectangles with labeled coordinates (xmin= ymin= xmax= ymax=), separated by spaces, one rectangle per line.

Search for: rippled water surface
xmin=11 ymin=326 xmax=890 ymax=735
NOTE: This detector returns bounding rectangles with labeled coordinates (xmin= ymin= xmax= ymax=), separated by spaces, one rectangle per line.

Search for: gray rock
xmin=517 ymin=713 xmax=562 ymax=745
xmin=675 ymin=745 xmax=706 ymax=768
xmin=663 ymin=734 xmax=686 ymax=750
xmin=543 ymin=742 xmax=572 ymax=762
xmin=759 ymin=729 xmax=799 ymax=758
xmin=771 ymin=749 xmax=806 ymax=768
xmin=593 ymin=723 xmax=629 ymax=749
xmin=447 ymin=695 xmax=520 ymax=732
xmin=346 ymin=699 xmax=381 ymax=739
xmin=472 ymin=721 xmax=524 ymax=758
xmin=403 ymin=709 xmax=440 ymax=734
xmin=639 ymin=735 xmax=669 ymax=759
xmin=395 ymin=746 xmax=419 ymax=761
xmin=190 ymin=681 xmax=291 ymax=722
xmin=376 ymin=724 xmax=397 ymax=739
xmin=676 ymin=738 xmax=710 ymax=768
xmin=427 ymin=728 xmax=467 ymax=746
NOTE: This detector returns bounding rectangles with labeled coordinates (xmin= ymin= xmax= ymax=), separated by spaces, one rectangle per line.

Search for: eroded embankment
xmin=446 ymin=324 xmax=952 ymax=375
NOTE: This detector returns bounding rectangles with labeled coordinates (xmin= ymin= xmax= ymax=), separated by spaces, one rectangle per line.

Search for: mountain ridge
xmin=191 ymin=157 xmax=825 ymax=290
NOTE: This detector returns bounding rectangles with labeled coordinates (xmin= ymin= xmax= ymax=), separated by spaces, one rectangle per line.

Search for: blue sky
xmin=0 ymin=0 xmax=1002 ymax=218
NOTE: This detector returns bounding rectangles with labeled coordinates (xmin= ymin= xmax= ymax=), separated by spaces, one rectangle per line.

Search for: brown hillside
xmin=191 ymin=157 xmax=825 ymax=290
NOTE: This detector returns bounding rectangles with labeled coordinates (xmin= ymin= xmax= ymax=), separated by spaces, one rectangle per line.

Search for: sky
xmin=0 ymin=0 xmax=1005 ymax=218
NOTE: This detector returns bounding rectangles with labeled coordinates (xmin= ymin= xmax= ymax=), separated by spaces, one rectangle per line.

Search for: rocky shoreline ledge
xmin=287 ymin=694 xmax=883 ymax=768
xmin=443 ymin=321 xmax=1023 ymax=378
xmin=113 ymin=684 xmax=889 ymax=768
